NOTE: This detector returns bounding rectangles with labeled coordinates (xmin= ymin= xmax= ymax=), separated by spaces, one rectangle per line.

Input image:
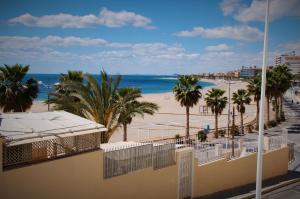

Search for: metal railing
xmin=3 ymin=132 xmax=101 ymax=169
xmin=288 ymin=142 xmax=295 ymax=163
xmin=145 ymin=134 xmax=288 ymax=165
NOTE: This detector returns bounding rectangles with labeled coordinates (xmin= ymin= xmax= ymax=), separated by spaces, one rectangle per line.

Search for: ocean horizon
xmin=25 ymin=74 xmax=216 ymax=100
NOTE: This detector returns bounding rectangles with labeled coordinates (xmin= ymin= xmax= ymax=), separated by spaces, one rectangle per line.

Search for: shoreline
xmin=34 ymin=79 xmax=223 ymax=101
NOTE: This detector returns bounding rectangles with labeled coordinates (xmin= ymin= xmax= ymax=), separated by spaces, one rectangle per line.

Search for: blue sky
xmin=0 ymin=0 xmax=300 ymax=74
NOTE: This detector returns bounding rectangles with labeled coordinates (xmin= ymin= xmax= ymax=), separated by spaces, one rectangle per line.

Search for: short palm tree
xmin=58 ymin=71 xmax=122 ymax=142
xmin=59 ymin=70 xmax=83 ymax=82
xmin=247 ymin=75 xmax=261 ymax=130
xmin=0 ymin=64 xmax=38 ymax=112
xmin=205 ymin=89 xmax=228 ymax=138
xmin=173 ymin=76 xmax=202 ymax=138
xmin=117 ymin=87 xmax=159 ymax=141
xmin=232 ymin=89 xmax=251 ymax=134
xmin=48 ymin=70 xmax=83 ymax=115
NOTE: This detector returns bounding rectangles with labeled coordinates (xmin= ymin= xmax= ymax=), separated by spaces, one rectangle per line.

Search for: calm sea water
xmin=25 ymin=74 xmax=216 ymax=100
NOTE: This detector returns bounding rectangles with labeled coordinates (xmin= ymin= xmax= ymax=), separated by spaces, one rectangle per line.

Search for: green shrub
xmin=268 ymin=120 xmax=277 ymax=127
xmin=230 ymin=125 xmax=239 ymax=136
xmin=219 ymin=129 xmax=226 ymax=137
xmin=175 ymin=134 xmax=181 ymax=139
xmin=197 ymin=130 xmax=207 ymax=142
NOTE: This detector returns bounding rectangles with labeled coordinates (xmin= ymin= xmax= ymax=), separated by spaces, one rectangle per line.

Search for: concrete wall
xmin=193 ymin=147 xmax=289 ymax=198
xmin=0 ymin=139 xmax=288 ymax=199
xmin=0 ymin=140 xmax=178 ymax=199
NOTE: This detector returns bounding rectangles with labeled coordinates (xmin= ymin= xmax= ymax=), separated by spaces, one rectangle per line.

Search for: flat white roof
xmin=100 ymin=141 xmax=150 ymax=152
xmin=0 ymin=111 xmax=107 ymax=145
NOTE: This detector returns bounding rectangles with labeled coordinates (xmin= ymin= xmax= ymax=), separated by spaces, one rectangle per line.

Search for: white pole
xmin=256 ymin=0 xmax=270 ymax=198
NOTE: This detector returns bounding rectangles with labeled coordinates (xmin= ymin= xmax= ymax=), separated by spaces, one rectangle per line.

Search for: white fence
xmin=103 ymin=142 xmax=176 ymax=179
xmin=147 ymin=134 xmax=287 ymax=165
xmin=103 ymin=133 xmax=288 ymax=178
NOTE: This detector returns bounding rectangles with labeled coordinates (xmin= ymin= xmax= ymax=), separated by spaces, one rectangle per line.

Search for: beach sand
xmin=110 ymin=79 xmax=257 ymax=142
xmin=28 ymin=79 xmax=258 ymax=142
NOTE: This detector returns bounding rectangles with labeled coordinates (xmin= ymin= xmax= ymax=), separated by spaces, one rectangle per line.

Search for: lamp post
xmin=256 ymin=0 xmax=270 ymax=198
xmin=38 ymin=80 xmax=59 ymax=111
xmin=227 ymin=79 xmax=232 ymax=137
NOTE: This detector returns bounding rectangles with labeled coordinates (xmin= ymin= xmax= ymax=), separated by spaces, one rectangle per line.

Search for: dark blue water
xmin=25 ymin=74 xmax=216 ymax=100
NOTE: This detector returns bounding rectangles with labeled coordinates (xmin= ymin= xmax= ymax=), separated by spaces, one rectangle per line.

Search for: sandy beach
xmin=29 ymin=79 xmax=258 ymax=142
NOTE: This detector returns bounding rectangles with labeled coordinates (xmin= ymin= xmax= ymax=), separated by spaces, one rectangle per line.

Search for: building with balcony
xmin=240 ymin=66 xmax=262 ymax=78
xmin=275 ymin=51 xmax=300 ymax=76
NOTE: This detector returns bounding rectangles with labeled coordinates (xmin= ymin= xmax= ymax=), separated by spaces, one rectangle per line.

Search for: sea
xmin=24 ymin=74 xmax=216 ymax=101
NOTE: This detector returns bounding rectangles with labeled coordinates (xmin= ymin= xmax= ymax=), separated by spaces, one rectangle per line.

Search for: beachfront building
xmin=227 ymin=70 xmax=240 ymax=78
xmin=275 ymin=51 xmax=300 ymax=76
xmin=0 ymin=111 xmax=292 ymax=199
xmin=0 ymin=111 xmax=107 ymax=169
xmin=240 ymin=66 xmax=262 ymax=78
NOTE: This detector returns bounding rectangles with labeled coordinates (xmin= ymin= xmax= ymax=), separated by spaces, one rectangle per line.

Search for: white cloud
xmin=205 ymin=44 xmax=231 ymax=51
xmin=220 ymin=0 xmax=242 ymax=16
xmin=280 ymin=41 xmax=300 ymax=52
xmin=0 ymin=36 xmax=108 ymax=49
xmin=0 ymin=35 xmax=276 ymax=74
xmin=174 ymin=25 xmax=263 ymax=42
xmin=235 ymin=0 xmax=300 ymax=22
xmin=8 ymin=7 xmax=155 ymax=29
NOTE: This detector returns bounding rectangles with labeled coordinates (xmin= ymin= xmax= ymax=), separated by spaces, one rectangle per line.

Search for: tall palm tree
xmin=272 ymin=64 xmax=293 ymax=120
xmin=57 ymin=71 xmax=122 ymax=142
xmin=117 ymin=87 xmax=159 ymax=141
xmin=247 ymin=75 xmax=261 ymax=130
xmin=205 ymin=89 xmax=228 ymax=138
xmin=0 ymin=64 xmax=38 ymax=112
xmin=48 ymin=70 xmax=83 ymax=115
xmin=232 ymin=89 xmax=251 ymax=134
xmin=173 ymin=76 xmax=202 ymax=138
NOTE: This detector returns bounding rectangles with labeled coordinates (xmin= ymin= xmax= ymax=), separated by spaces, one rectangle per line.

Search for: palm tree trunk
xmin=123 ymin=123 xmax=127 ymax=141
xmin=266 ymin=96 xmax=270 ymax=127
xmin=186 ymin=106 xmax=190 ymax=138
xmin=241 ymin=112 xmax=244 ymax=135
xmin=215 ymin=113 xmax=218 ymax=138
xmin=275 ymin=97 xmax=279 ymax=121
xmin=256 ymin=100 xmax=259 ymax=130
xmin=280 ymin=94 xmax=283 ymax=119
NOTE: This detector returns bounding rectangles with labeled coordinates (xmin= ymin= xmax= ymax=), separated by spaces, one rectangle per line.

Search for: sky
xmin=0 ymin=0 xmax=300 ymax=75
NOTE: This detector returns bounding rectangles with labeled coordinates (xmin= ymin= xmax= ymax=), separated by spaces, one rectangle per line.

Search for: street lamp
xmin=227 ymin=79 xmax=232 ymax=137
xmin=227 ymin=79 xmax=238 ymax=137
xmin=38 ymin=80 xmax=60 ymax=111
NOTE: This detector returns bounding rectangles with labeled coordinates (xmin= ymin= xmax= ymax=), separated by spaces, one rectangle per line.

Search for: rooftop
xmin=0 ymin=111 xmax=107 ymax=146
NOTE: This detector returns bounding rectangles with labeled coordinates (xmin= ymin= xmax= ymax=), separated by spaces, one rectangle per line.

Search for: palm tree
xmin=272 ymin=64 xmax=293 ymax=120
xmin=0 ymin=64 xmax=38 ymax=112
xmin=117 ymin=87 xmax=159 ymax=141
xmin=57 ymin=71 xmax=122 ymax=142
xmin=265 ymin=70 xmax=273 ymax=126
xmin=247 ymin=75 xmax=261 ymax=130
xmin=205 ymin=89 xmax=228 ymax=138
xmin=59 ymin=70 xmax=83 ymax=82
xmin=173 ymin=76 xmax=202 ymax=138
xmin=48 ymin=70 xmax=83 ymax=115
xmin=232 ymin=89 xmax=251 ymax=134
